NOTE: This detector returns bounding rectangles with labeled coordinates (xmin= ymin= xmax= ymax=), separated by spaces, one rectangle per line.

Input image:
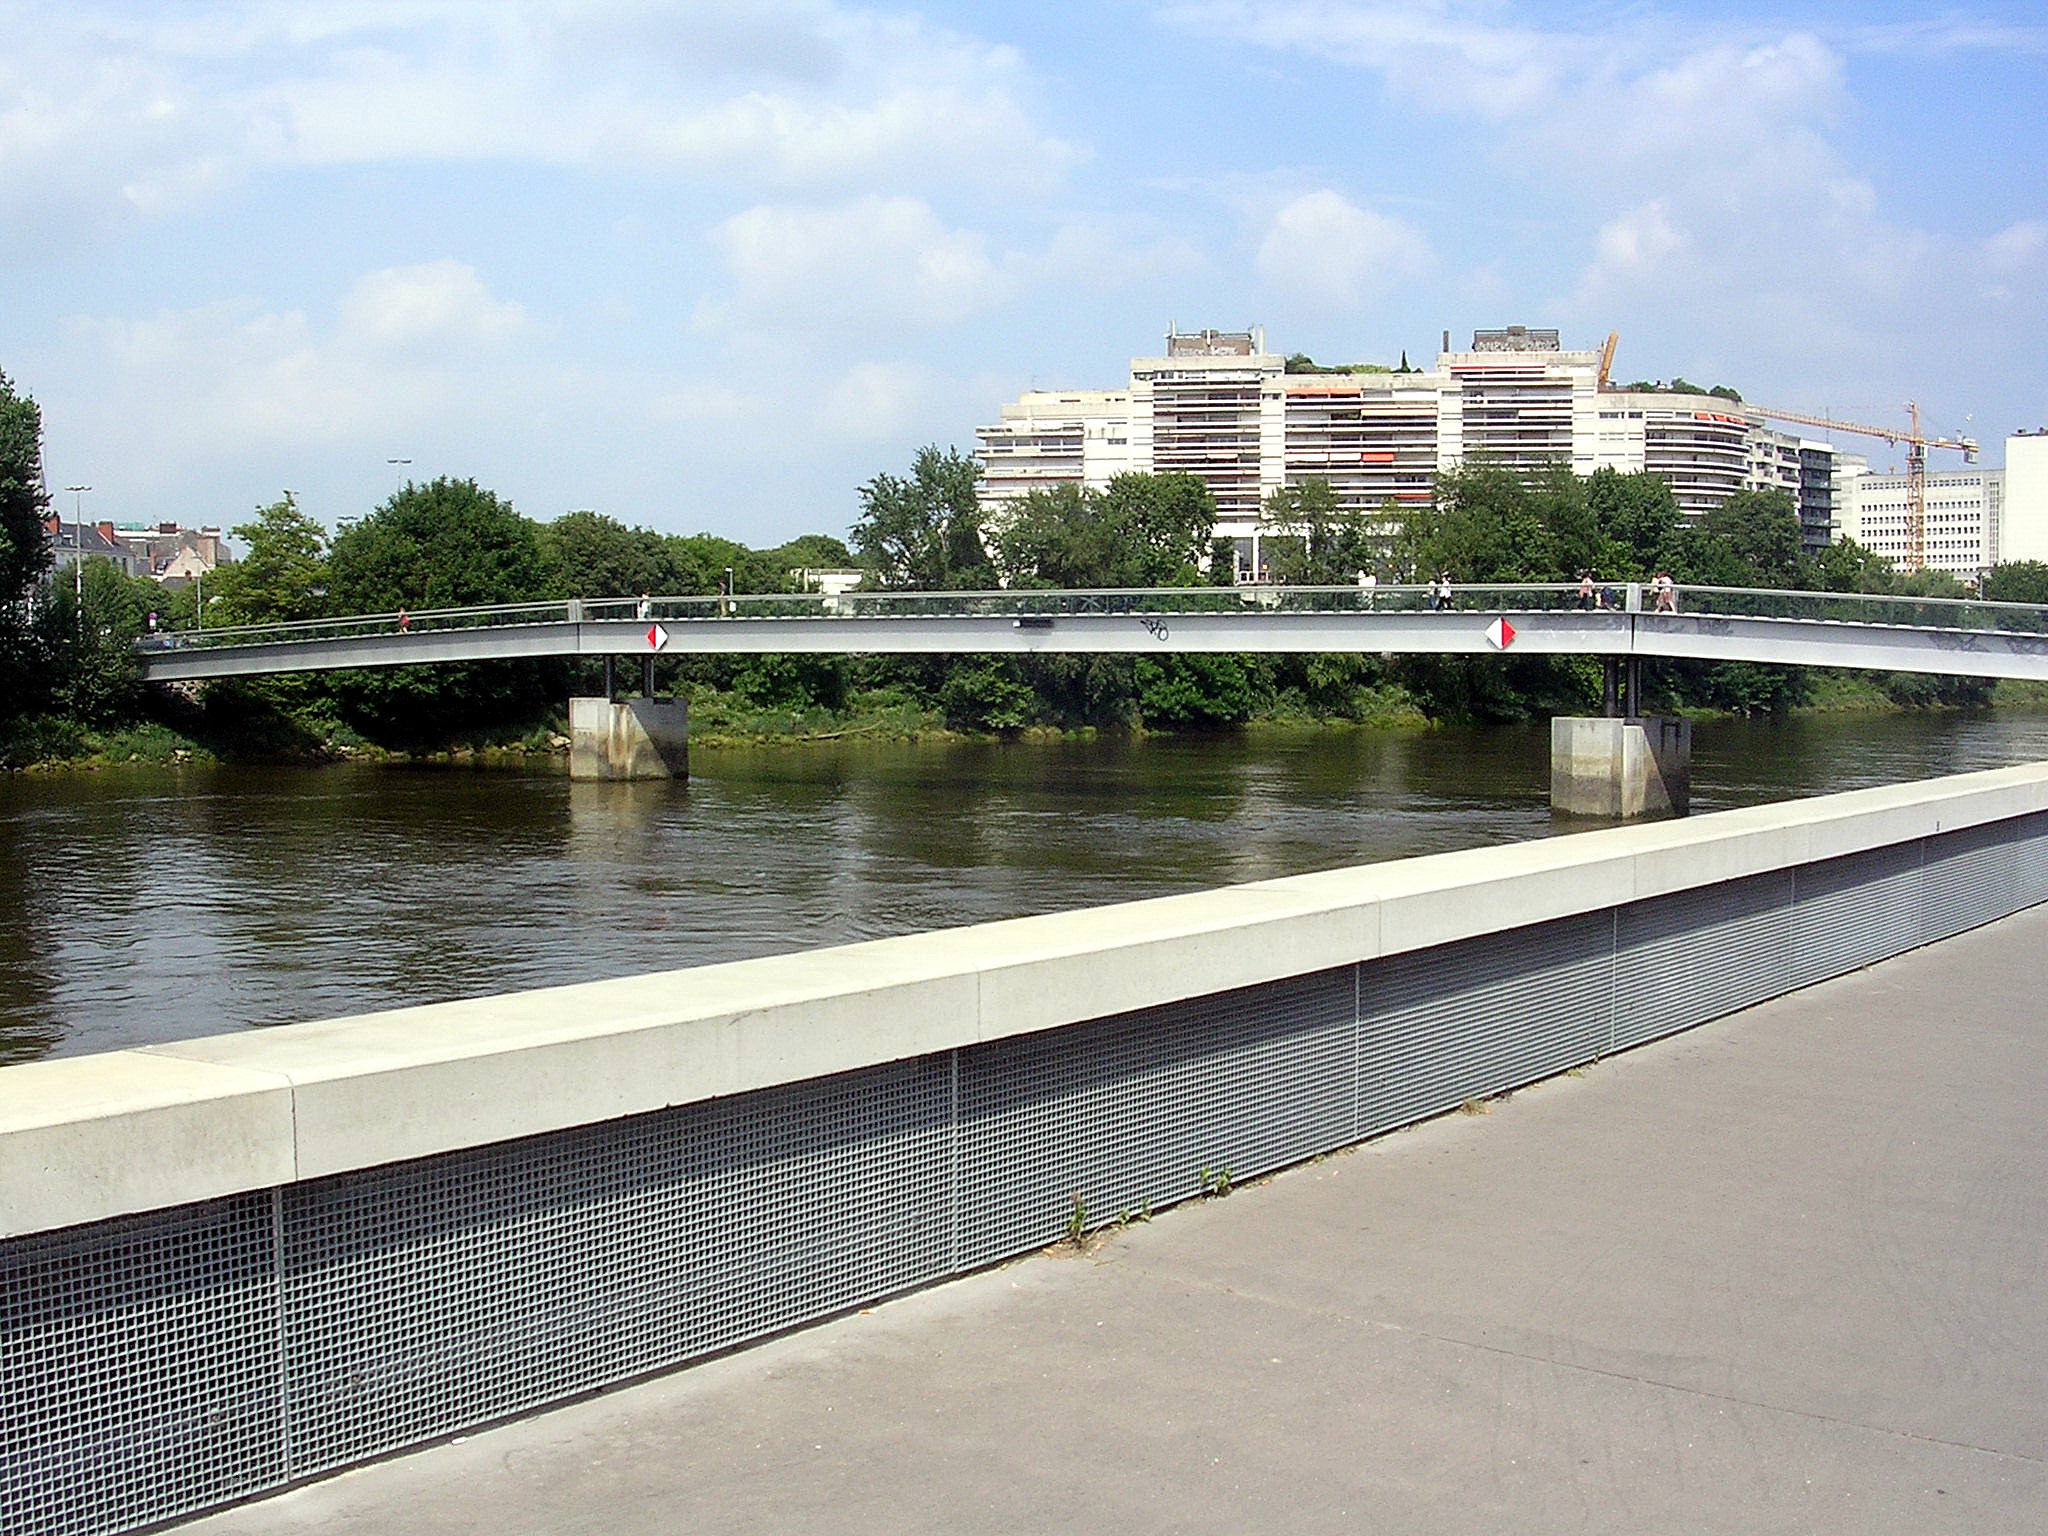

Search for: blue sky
xmin=3 ymin=0 xmax=2044 ymax=547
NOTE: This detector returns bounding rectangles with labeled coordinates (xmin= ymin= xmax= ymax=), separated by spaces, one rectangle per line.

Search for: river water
xmin=8 ymin=710 xmax=2048 ymax=1065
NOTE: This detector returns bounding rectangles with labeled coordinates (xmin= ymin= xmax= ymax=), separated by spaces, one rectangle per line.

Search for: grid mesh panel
xmin=1920 ymin=821 xmax=2019 ymax=942
xmin=1357 ymin=913 xmax=1613 ymax=1138
xmin=1785 ymin=840 xmax=1925 ymax=990
xmin=1611 ymin=871 xmax=1796 ymax=1053
xmin=280 ymin=1053 xmax=953 ymax=1476
xmin=954 ymin=968 xmax=1355 ymax=1266
xmin=2016 ymin=812 xmax=2048 ymax=902
xmin=0 ymin=1195 xmax=280 ymax=1536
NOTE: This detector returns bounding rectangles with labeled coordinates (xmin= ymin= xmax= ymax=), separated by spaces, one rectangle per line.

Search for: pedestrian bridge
xmin=135 ymin=583 xmax=2048 ymax=683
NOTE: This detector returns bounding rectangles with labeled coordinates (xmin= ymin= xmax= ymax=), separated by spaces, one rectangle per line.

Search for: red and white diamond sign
xmin=1485 ymin=617 xmax=1516 ymax=650
xmin=646 ymin=623 xmax=669 ymax=651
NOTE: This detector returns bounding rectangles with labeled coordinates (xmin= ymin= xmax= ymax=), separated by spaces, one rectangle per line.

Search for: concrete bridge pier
xmin=1551 ymin=713 xmax=1690 ymax=819
xmin=569 ymin=657 xmax=688 ymax=781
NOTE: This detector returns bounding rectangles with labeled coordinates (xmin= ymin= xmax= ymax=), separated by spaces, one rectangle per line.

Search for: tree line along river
xmin=7 ymin=710 xmax=2048 ymax=1066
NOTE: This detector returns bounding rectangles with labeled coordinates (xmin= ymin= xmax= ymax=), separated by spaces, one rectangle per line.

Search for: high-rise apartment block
xmin=1128 ymin=329 xmax=1284 ymax=522
xmin=975 ymin=327 xmax=1843 ymax=578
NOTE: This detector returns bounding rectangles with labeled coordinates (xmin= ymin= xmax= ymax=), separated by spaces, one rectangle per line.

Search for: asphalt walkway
xmin=181 ymin=905 xmax=2048 ymax=1536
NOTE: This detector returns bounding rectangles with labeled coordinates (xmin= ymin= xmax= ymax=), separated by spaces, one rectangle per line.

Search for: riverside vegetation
xmin=5 ymin=371 xmax=2047 ymax=770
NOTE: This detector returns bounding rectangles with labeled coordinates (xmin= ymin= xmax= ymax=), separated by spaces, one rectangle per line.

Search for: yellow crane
xmin=1747 ymin=402 xmax=1978 ymax=571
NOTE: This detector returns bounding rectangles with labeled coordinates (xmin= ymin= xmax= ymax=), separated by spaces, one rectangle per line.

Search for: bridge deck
xmin=134 ymin=584 xmax=2048 ymax=683
xmin=176 ymin=903 xmax=2048 ymax=1536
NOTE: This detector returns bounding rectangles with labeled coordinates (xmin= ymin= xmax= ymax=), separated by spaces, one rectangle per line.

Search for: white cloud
xmin=1582 ymin=200 xmax=1686 ymax=286
xmin=1985 ymin=220 xmax=2048 ymax=275
xmin=1254 ymin=190 xmax=1432 ymax=310
xmin=630 ymin=84 xmax=1078 ymax=190
xmin=70 ymin=261 xmax=546 ymax=453
xmin=816 ymin=359 xmax=937 ymax=441
xmin=1169 ymin=2 xmax=2046 ymax=422
xmin=1844 ymin=19 xmax=2048 ymax=57
xmin=695 ymin=196 xmax=1019 ymax=339
xmin=1165 ymin=0 xmax=1573 ymax=119
xmin=40 ymin=260 xmax=960 ymax=543
xmin=692 ymin=196 xmax=1208 ymax=346
xmin=0 ymin=0 xmax=1080 ymax=257
xmin=339 ymin=261 xmax=537 ymax=352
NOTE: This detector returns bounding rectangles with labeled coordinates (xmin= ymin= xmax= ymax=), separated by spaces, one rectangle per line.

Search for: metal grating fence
xmin=6 ymin=817 xmax=2048 ymax=1536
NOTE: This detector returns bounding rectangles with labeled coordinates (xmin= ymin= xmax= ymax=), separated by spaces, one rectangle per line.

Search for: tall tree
xmin=324 ymin=477 xmax=556 ymax=746
xmin=665 ymin=532 xmax=781 ymax=595
xmin=542 ymin=511 xmax=674 ymax=599
xmin=0 ymin=371 xmax=51 ymax=720
xmin=1585 ymin=467 xmax=1678 ymax=575
xmin=215 ymin=492 xmax=330 ymax=625
xmin=1258 ymin=477 xmax=1387 ymax=584
xmin=1806 ymin=536 xmax=1895 ymax=594
xmin=851 ymin=446 xmax=994 ymax=590
xmin=1680 ymin=488 xmax=1801 ymax=586
xmin=328 ymin=476 xmax=551 ymax=613
xmin=46 ymin=561 xmax=156 ymax=726
xmin=765 ymin=533 xmax=857 ymax=574
xmin=1982 ymin=561 xmax=2048 ymax=606
xmin=1397 ymin=462 xmax=1558 ymax=582
xmin=990 ymin=472 xmax=1215 ymax=589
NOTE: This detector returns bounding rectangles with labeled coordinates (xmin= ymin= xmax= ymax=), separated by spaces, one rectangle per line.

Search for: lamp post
xmin=63 ymin=485 xmax=90 ymax=622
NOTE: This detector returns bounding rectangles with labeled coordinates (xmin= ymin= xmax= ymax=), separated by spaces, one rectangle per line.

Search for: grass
xmin=0 ymin=716 xmax=213 ymax=771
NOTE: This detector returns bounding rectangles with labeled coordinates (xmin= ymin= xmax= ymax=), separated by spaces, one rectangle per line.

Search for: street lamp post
xmin=63 ymin=485 xmax=91 ymax=621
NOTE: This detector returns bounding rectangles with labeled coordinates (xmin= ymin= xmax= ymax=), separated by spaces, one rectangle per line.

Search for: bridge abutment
xmin=1551 ymin=715 xmax=1690 ymax=819
xmin=568 ymin=696 xmax=689 ymax=781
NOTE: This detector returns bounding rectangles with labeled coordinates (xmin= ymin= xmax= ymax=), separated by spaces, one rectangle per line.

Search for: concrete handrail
xmin=6 ymin=759 xmax=2047 ymax=1240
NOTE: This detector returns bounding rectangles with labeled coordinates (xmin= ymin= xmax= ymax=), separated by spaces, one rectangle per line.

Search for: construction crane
xmin=1596 ymin=331 xmax=1619 ymax=389
xmin=1747 ymin=402 xmax=1979 ymax=572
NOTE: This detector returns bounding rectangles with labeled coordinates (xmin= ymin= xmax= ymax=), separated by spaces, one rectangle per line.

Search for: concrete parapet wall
xmin=6 ymin=762 xmax=2048 ymax=1536
xmin=7 ymin=761 xmax=2048 ymax=1240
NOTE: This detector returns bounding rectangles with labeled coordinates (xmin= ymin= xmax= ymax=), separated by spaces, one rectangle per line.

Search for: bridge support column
xmin=1551 ymin=715 xmax=1690 ymax=820
xmin=568 ymin=696 xmax=689 ymax=782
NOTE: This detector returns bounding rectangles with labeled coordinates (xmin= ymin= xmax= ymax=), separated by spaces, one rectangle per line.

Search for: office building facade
xmin=2000 ymin=431 xmax=2048 ymax=566
xmin=1838 ymin=469 xmax=2004 ymax=578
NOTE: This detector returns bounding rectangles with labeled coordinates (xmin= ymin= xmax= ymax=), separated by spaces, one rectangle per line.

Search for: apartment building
xmin=1282 ymin=371 xmax=1439 ymax=514
xmin=975 ymin=390 xmax=1133 ymax=505
xmin=1438 ymin=333 xmax=1602 ymax=477
xmin=1126 ymin=329 xmax=1287 ymax=524
xmin=975 ymin=327 xmax=1841 ymax=573
xmin=1590 ymin=393 xmax=1750 ymax=518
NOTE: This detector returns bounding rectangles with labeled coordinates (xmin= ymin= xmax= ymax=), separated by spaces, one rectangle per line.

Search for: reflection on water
xmin=6 ymin=710 xmax=2048 ymax=1064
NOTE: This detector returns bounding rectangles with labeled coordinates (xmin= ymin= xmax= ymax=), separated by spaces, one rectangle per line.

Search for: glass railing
xmin=1662 ymin=585 xmax=2048 ymax=636
xmin=134 ymin=582 xmax=2048 ymax=654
